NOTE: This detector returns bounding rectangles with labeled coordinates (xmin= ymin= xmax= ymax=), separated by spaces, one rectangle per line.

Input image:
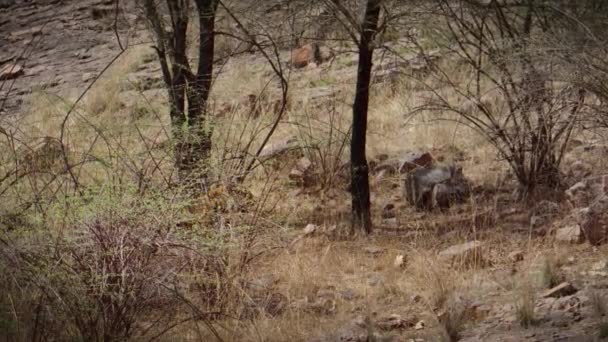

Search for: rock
xmin=394 ymin=254 xmax=405 ymax=268
xmin=289 ymin=157 xmax=314 ymax=186
xmin=541 ymin=282 xmax=578 ymax=298
xmin=382 ymin=203 xmax=396 ymax=219
xmin=303 ymin=223 xmax=317 ymax=236
xmin=0 ymin=63 xmax=23 ymax=80
xmin=438 ymin=241 xmax=483 ymax=266
xmin=399 ymin=151 xmax=434 ymax=173
xmin=508 ymin=250 xmax=524 ymax=262
xmin=414 ymin=320 xmax=425 ymax=330
xmin=555 ymin=225 xmax=583 ymax=244
xmin=404 ymin=165 xmax=470 ymax=210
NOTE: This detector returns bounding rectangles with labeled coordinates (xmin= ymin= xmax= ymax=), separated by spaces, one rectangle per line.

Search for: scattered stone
xmin=394 ymin=254 xmax=405 ymax=268
xmin=382 ymin=203 xmax=396 ymax=219
xmin=438 ymin=240 xmax=483 ymax=266
xmin=0 ymin=63 xmax=23 ymax=80
xmin=303 ymin=223 xmax=317 ymax=236
xmin=414 ymin=320 xmax=425 ymax=330
xmin=508 ymin=250 xmax=524 ymax=262
xmin=555 ymin=225 xmax=583 ymax=244
xmin=399 ymin=151 xmax=434 ymax=173
xmin=541 ymin=282 xmax=578 ymax=298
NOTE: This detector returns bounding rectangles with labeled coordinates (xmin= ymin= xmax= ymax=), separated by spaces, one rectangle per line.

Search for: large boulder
xmin=404 ymin=165 xmax=470 ymax=210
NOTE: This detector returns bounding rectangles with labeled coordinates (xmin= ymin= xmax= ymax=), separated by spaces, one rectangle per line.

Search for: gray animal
xmin=404 ymin=165 xmax=470 ymax=210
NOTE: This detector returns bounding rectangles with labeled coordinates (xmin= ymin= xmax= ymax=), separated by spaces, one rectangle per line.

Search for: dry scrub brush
xmin=411 ymin=0 xmax=588 ymax=198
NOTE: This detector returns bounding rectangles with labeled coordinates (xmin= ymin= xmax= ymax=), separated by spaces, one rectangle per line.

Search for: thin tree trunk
xmin=351 ymin=0 xmax=381 ymax=234
xmin=176 ymin=0 xmax=218 ymax=182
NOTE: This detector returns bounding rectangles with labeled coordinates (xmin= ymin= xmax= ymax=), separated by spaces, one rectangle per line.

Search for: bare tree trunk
xmin=143 ymin=0 xmax=218 ymax=184
xmin=351 ymin=0 xmax=381 ymax=234
xmin=177 ymin=0 xmax=219 ymax=183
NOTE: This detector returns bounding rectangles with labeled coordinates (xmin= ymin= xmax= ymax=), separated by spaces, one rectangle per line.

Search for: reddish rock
xmin=399 ymin=151 xmax=434 ymax=173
